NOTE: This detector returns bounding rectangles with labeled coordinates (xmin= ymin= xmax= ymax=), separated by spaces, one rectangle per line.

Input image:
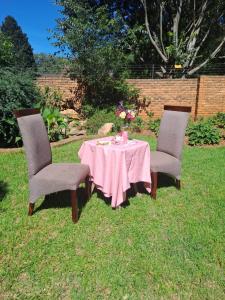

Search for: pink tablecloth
xmin=78 ymin=137 xmax=151 ymax=207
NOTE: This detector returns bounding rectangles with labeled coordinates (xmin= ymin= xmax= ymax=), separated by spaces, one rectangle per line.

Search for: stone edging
xmin=0 ymin=135 xmax=100 ymax=154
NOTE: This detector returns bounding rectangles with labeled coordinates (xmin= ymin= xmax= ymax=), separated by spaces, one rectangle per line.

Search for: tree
xmin=54 ymin=0 xmax=138 ymax=114
xmin=0 ymin=68 xmax=40 ymax=146
xmin=1 ymin=16 xmax=36 ymax=72
xmin=140 ymin=0 xmax=225 ymax=77
xmin=0 ymin=30 xmax=14 ymax=67
xmin=83 ymin=0 xmax=225 ymax=77
xmin=34 ymin=53 xmax=69 ymax=74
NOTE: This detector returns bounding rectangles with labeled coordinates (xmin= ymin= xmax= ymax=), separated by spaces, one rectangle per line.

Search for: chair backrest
xmin=14 ymin=109 xmax=52 ymax=177
xmin=157 ymin=105 xmax=191 ymax=160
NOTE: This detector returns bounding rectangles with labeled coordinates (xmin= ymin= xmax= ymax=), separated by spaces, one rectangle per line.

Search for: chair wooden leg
xmin=91 ymin=182 xmax=95 ymax=193
xmin=176 ymin=179 xmax=181 ymax=190
xmin=85 ymin=176 xmax=91 ymax=200
xmin=71 ymin=190 xmax=78 ymax=223
xmin=28 ymin=203 xmax=35 ymax=216
xmin=151 ymin=172 xmax=158 ymax=199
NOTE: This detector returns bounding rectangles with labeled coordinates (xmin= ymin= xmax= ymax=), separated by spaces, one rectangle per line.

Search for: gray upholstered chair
xmin=150 ymin=105 xmax=191 ymax=199
xmin=14 ymin=109 xmax=90 ymax=223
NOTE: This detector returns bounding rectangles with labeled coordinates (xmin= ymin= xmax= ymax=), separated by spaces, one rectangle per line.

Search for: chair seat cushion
xmin=150 ymin=151 xmax=181 ymax=178
xmin=29 ymin=163 xmax=90 ymax=203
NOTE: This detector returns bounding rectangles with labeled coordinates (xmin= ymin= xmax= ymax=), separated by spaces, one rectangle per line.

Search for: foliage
xmin=41 ymin=107 xmax=68 ymax=142
xmin=86 ymin=109 xmax=123 ymax=134
xmin=35 ymin=53 xmax=69 ymax=74
xmin=130 ymin=116 xmax=145 ymax=132
xmin=0 ymin=68 xmax=40 ymax=147
xmin=149 ymin=119 xmax=160 ymax=136
xmin=37 ymin=86 xmax=64 ymax=110
xmin=36 ymin=89 xmax=73 ymax=142
xmin=54 ymin=0 xmax=139 ymax=112
xmin=212 ymin=112 xmax=225 ymax=128
xmin=0 ymin=138 xmax=225 ymax=299
xmin=146 ymin=112 xmax=161 ymax=135
xmin=81 ymin=103 xmax=97 ymax=119
xmin=140 ymin=0 xmax=225 ymax=77
xmin=77 ymin=0 xmax=225 ymax=78
xmin=0 ymin=30 xmax=14 ymax=67
xmin=1 ymin=16 xmax=36 ymax=72
xmin=187 ymin=120 xmax=221 ymax=146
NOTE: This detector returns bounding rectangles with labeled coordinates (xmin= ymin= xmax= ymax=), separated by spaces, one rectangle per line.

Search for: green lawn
xmin=0 ymin=136 xmax=224 ymax=299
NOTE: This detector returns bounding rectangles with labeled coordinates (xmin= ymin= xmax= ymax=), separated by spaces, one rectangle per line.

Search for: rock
xmin=79 ymin=120 xmax=87 ymax=127
xmin=61 ymin=109 xmax=79 ymax=119
xmin=69 ymin=128 xmax=86 ymax=136
xmin=98 ymin=123 xmax=114 ymax=135
xmin=68 ymin=120 xmax=78 ymax=128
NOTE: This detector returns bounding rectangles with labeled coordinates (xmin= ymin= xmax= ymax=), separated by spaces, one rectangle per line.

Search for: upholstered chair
xmin=14 ymin=109 xmax=90 ymax=223
xmin=150 ymin=105 xmax=191 ymax=199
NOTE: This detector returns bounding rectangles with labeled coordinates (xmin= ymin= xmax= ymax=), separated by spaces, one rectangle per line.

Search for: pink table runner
xmin=78 ymin=137 xmax=151 ymax=207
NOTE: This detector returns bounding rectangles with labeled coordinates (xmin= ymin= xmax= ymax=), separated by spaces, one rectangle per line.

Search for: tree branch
xmin=159 ymin=2 xmax=166 ymax=56
xmin=188 ymin=36 xmax=225 ymax=75
xmin=140 ymin=0 xmax=168 ymax=63
xmin=184 ymin=0 xmax=209 ymax=67
xmin=186 ymin=0 xmax=208 ymax=53
xmin=173 ymin=0 xmax=183 ymax=48
xmin=189 ymin=26 xmax=211 ymax=67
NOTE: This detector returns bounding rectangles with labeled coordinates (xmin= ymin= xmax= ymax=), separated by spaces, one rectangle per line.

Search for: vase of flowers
xmin=115 ymin=102 xmax=136 ymax=142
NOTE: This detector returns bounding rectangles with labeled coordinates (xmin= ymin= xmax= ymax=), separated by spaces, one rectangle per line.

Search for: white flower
xmin=131 ymin=111 xmax=136 ymax=118
xmin=119 ymin=111 xmax=126 ymax=119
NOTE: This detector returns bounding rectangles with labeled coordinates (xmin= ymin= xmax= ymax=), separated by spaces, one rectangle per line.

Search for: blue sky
xmin=0 ymin=0 xmax=62 ymax=54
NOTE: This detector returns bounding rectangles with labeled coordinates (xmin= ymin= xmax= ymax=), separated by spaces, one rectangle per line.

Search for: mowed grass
xmin=0 ymin=136 xmax=224 ymax=299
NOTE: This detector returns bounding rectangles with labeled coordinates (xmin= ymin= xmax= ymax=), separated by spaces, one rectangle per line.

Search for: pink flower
xmin=126 ymin=112 xmax=135 ymax=121
xmin=115 ymin=110 xmax=121 ymax=116
xmin=115 ymin=103 xmax=136 ymax=124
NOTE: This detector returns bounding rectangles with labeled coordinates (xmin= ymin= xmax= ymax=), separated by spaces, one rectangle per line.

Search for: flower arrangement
xmin=115 ymin=101 xmax=136 ymax=127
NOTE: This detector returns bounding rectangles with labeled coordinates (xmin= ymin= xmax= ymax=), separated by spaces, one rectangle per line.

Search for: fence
xmin=119 ymin=63 xmax=225 ymax=79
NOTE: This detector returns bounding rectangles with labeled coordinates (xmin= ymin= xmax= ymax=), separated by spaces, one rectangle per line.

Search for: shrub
xmin=130 ymin=116 xmax=145 ymax=132
xmin=149 ymin=119 xmax=161 ymax=136
xmin=81 ymin=104 xmax=97 ymax=119
xmin=213 ymin=112 xmax=225 ymax=129
xmin=146 ymin=112 xmax=161 ymax=136
xmin=187 ymin=121 xmax=221 ymax=146
xmin=86 ymin=109 xmax=122 ymax=134
xmin=37 ymin=86 xmax=63 ymax=110
xmin=0 ymin=68 xmax=40 ymax=147
xmin=41 ymin=107 xmax=68 ymax=142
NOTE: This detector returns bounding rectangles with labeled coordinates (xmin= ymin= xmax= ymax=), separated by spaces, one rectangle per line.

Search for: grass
xmin=0 ymin=136 xmax=224 ymax=299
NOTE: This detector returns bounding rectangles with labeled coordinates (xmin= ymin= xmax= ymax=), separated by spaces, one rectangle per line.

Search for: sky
xmin=0 ymin=0 xmax=62 ymax=54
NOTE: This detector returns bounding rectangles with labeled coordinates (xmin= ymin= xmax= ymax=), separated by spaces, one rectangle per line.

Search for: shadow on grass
xmin=157 ymin=173 xmax=177 ymax=189
xmin=35 ymin=174 xmax=177 ymax=215
xmin=93 ymin=184 xmax=142 ymax=209
xmin=0 ymin=181 xmax=9 ymax=202
xmin=135 ymin=174 xmax=177 ymax=195
xmin=34 ymin=187 xmax=89 ymax=219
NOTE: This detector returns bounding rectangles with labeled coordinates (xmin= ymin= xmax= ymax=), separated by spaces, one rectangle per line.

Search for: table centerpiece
xmin=115 ymin=101 xmax=136 ymax=143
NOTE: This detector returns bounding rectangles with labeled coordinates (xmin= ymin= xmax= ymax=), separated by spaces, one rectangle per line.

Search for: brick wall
xmin=197 ymin=76 xmax=225 ymax=116
xmin=36 ymin=75 xmax=225 ymax=118
xmin=37 ymin=74 xmax=79 ymax=109
xmin=127 ymin=79 xmax=198 ymax=118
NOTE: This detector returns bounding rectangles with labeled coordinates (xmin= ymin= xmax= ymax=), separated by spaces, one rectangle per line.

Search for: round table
xmin=78 ymin=136 xmax=151 ymax=207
